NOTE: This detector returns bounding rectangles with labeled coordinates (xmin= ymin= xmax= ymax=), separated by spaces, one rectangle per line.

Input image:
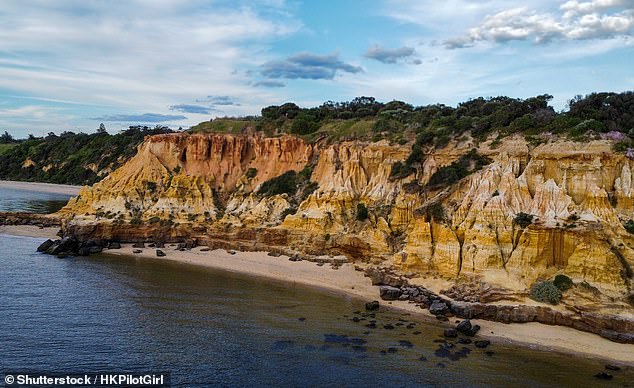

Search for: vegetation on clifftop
xmin=0 ymin=126 xmax=172 ymax=185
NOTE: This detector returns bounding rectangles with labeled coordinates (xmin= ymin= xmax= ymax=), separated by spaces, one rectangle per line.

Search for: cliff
xmin=59 ymin=131 xmax=634 ymax=325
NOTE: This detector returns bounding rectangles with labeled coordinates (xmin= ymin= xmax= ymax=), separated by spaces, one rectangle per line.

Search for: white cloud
xmin=442 ymin=0 xmax=633 ymax=48
xmin=0 ymin=0 xmax=301 ymax=133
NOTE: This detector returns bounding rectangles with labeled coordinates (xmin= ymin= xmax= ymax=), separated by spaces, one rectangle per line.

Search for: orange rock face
xmin=61 ymin=132 xmax=634 ymax=306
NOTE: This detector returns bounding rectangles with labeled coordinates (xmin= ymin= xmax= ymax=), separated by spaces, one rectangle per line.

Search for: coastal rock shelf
xmin=43 ymin=131 xmax=634 ymax=342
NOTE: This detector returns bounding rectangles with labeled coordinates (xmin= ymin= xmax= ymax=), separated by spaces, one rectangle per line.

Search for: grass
xmin=189 ymin=119 xmax=259 ymax=134
xmin=0 ymin=143 xmax=17 ymax=155
xmin=315 ymin=119 xmax=376 ymax=141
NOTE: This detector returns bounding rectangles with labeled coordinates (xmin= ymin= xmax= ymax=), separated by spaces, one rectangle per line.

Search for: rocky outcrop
xmin=57 ymin=131 xmax=634 ymax=338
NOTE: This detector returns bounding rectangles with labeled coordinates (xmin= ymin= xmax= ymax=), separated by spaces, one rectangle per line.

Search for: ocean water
xmin=0 ymin=188 xmax=632 ymax=387
xmin=0 ymin=185 xmax=72 ymax=213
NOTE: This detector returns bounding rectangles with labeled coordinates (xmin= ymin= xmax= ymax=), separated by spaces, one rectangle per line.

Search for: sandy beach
xmin=1 ymin=224 xmax=633 ymax=365
xmin=0 ymin=180 xmax=81 ymax=196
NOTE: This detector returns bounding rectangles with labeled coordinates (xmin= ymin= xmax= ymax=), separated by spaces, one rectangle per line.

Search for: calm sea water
xmin=0 ymin=185 xmax=71 ymax=213
xmin=0 ymin=188 xmax=632 ymax=387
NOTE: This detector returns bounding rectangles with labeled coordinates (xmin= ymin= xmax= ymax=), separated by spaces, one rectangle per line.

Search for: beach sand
xmin=2 ymin=224 xmax=633 ymax=365
xmin=0 ymin=180 xmax=81 ymax=196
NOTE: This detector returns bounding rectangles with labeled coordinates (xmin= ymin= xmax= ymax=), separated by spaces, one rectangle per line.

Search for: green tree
xmin=0 ymin=131 xmax=14 ymax=143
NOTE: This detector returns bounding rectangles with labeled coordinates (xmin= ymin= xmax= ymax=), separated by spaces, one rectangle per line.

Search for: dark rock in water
xmin=435 ymin=346 xmax=451 ymax=358
xmin=37 ymin=239 xmax=55 ymax=252
xmin=436 ymin=362 xmax=446 ymax=368
xmin=379 ymin=286 xmax=402 ymax=301
xmin=156 ymin=249 xmax=166 ymax=257
xmin=387 ymin=347 xmax=398 ymax=353
xmin=474 ymin=340 xmax=491 ymax=348
xmin=107 ymin=242 xmax=121 ymax=249
xmin=49 ymin=238 xmax=78 ymax=256
xmin=383 ymin=324 xmax=395 ymax=330
xmin=200 ymin=248 xmax=210 ymax=252
xmin=456 ymin=319 xmax=472 ymax=333
xmin=406 ymin=324 xmax=416 ymax=329
xmin=298 ymin=317 xmax=306 ymax=322
xmin=429 ymin=300 xmax=449 ymax=315
xmin=148 ymin=243 xmax=156 ymax=248
xmin=605 ymin=364 xmax=621 ymax=371
xmin=132 ymin=242 xmax=145 ymax=248
xmin=458 ymin=338 xmax=472 ymax=345
xmin=271 ymin=340 xmax=295 ymax=351
xmin=412 ymin=331 xmax=422 ymax=335
xmin=380 ymin=350 xmax=387 ymax=355
xmin=351 ymin=345 xmax=367 ymax=353
xmin=418 ymin=356 xmax=427 ymax=362
xmin=77 ymin=247 xmax=91 ymax=256
xmin=398 ymin=340 xmax=414 ymax=348
xmin=324 ymin=334 xmax=349 ymax=344
xmin=133 ymin=249 xmax=142 ymax=254
xmin=352 ymin=317 xmax=361 ymax=323
xmin=594 ymin=372 xmax=613 ymax=380
xmin=485 ymin=351 xmax=494 ymax=356
xmin=350 ymin=338 xmax=367 ymax=346
xmin=365 ymin=323 xmax=377 ymax=329
xmin=444 ymin=328 xmax=458 ymax=338
xmin=365 ymin=300 xmax=380 ymax=311
xmin=88 ymin=246 xmax=102 ymax=254
xmin=464 ymin=324 xmax=481 ymax=337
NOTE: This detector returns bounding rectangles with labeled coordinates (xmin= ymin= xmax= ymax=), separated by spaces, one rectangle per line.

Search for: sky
xmin=0 ymin=0 xmax=633 ymax=137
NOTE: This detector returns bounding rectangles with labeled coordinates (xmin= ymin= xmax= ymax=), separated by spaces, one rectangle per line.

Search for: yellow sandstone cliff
xmin=60 ymin=132 xmax=634 ymax=310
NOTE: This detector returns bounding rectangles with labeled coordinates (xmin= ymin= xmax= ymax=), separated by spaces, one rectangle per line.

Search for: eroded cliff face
xmin=60 ymin=132 xmax=634 ymax=310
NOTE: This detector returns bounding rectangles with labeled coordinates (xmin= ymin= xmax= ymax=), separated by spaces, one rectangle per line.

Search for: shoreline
xmin=0 ymin=180 xmax=82 ymax=196
xmin=2 ymin=225 xmax=633 ymax=365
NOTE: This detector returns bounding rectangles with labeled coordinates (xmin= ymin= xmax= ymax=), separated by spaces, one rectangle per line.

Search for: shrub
xmin=279 ymin=207 xmax=296 ymax=220
xmin=389 ymin=161 xmax=414 ymax=180
xmin=148 ymin=216 xmax=161 ymax=224
xmin=356 ymin=203 xmax=369 ymax=221
xmin=246 ymin=167 xmax=257 ymax=179
xmin=130 ymin=217 xmax=142 ymax=225
xmin=553 ymin=274 xmax=573 ymax=291
xmin=492 ymin=190 xmax=499 ymax=197
xmin=172 ymin=165 xmax=181 ymax=174
xmin=427 ymin=203 xmax=445 ymax=222
xmin=324 ymin=233 xmax=331 ymax=241
xmin=426 ymin=149 xmax=490 ymax=190
xmin=624 ymin=219 xmax=634 ymax=234
xmin=514 ymin=212 xmax=534 ymax=228
xmin=530 ymin=281 xmax=562 ymax=305
xmin=258 ymin=171 xmax=298 ymax=196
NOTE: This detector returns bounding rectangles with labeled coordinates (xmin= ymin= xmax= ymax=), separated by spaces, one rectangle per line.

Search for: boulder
xmin=49 ymin=238 xmax=78 ymax=256
xmin=132 ymin=242 xmax=145 ymax=248
xmin=156 ymin=249 xmax=166 ymax=257
xmin=365 ymin=301 xmax=380 ymax=311
xmin=133 ymin=249 xmax=142 ymax=254
xmin=456 ymin=319 xmax=472 ymax=334
xmin=88 ymin=246 xmax=103 ymax=254
xmin=443 ymin=328 xmax=458 ymax=338
xmin=107 ymin=242 xmax=121 ymax=249
xmin=429 ymin=300 xmax=449 ymax=316
xmin=379 ymin=286 xmax=402 ymax=301
xmin=465 ymin=325 xmax=481 ymax=337
xmin=37 ymin=239 xmax=55 ymax=252
xmin=474 ymin=340 xmax=491 ymax=348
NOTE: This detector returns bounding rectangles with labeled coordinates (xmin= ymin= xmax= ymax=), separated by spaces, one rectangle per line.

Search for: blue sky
xmin=0 ymin=0 xmax=633 ymax=137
